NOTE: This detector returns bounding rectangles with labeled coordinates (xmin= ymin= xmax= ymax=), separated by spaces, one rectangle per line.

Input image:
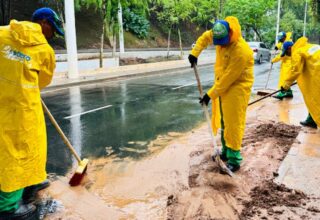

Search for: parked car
xmin=248 ymin=42 xmax=271 ymax=64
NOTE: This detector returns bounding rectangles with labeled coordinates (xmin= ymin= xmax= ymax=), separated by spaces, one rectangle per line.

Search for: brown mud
xmin=119 ymin=55 xmax=180 ymax=66
xmin=40 ymin=118 xmax=320 ymax=219
xmin=166 ymin=120 xmax=320 ymax=220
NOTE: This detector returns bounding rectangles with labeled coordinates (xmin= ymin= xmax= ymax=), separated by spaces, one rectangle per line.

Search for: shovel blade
xmin=212 ymin=153 xmax=234 ymax=177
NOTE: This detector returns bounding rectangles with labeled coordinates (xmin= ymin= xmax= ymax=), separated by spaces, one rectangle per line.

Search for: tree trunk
xmin=118 ymin=0 xmax=124 ymax=53
xmin=177 ymin=27 xmax=183 ymax=59
xmin=100 ymin=24 xmax=105 ymax=68
xmin=100 ymin=1 xmax=107 ymax=68
xmin=253 ymin=27 xmax=262 ymax=41
xmin=167 ymin=27 xmax=171 ymax=58
xmin=112 ymin=33 xmax=116 ymax=58
xmin=0 ymin=0 xmax=11 ymax=25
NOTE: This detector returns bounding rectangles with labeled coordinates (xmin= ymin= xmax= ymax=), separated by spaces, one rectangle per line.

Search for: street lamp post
xmin=275 ymin=0 xmax=281 ymax=44
xmin=303 ymin=0 xmax=308 ymax=36
xmin=64 ymin=0 xmax=79 ymax=79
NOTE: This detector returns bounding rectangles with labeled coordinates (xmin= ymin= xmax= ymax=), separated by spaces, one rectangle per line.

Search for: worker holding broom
xmin=272 ymin=41 xmax=294 ymax=100
xmin=273 ymin=31 xmax=294 ymax=99
xmin=0 ymin=8 xmax=63 ymax=219
xmin=188 ymin=16 xmax=254 ymax=173
xmin=280 ymin=37 xmax=319 ymax=129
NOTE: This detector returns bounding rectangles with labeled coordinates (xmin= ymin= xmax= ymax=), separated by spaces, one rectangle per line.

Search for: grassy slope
xmin=9 ymin=1 xmax=205 ymax=49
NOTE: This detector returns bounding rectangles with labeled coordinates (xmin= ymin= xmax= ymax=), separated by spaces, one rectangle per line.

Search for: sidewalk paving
xmin=248 ymin=87 xmax=320 ymax=197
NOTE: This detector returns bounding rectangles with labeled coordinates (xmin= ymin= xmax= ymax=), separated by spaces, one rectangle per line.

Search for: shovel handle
xmin=193 ymin=65 xmax=218 ymax=149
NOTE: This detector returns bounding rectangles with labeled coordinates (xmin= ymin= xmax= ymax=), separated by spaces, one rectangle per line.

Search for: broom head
xmin=69 ymin=158 xmax=89 ymax=186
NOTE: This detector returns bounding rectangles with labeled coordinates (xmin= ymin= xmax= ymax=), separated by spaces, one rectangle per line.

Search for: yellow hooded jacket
xmin=272 ymin=54 xmax=292 ymax=89
xmin=282 ymin=37 xmax=320 ymax=126
xmin=190 ymin=17 xmax=254 ymax=151
xmin=0 ymin=20 xmax=55 ymax=192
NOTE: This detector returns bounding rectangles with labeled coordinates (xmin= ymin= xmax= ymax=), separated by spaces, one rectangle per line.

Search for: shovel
xmin=192 ymin=65 xmax=234 ymax=177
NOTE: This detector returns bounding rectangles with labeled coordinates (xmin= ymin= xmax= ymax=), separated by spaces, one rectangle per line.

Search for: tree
xmin=190 ymin=0 xmax=219 ymax=29
xmin=77 ymin=0 xmax=149 ymax=67
xmin=152 ymin=0 xmax=194 ymax=58
xmin=224 ymin=0 xmax=274 ymax=42
xmin=0 ymin=0 xmax=11 ymax=25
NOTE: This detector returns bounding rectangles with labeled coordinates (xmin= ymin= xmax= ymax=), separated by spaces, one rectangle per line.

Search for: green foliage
xmin=280 ymin=10 xmax=304 ymax=38
xmin=152 ymin=0 xmax=194 ymax=28
xmin=123 ymin=8 xmax=150 ymax=38
xmin=224 ymin=0 xmax=274 ymax=42
xmin=190 ymin=0 xmax=219 ymax=28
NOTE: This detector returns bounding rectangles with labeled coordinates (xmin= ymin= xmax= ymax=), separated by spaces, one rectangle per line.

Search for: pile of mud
xmin=240 ymin=180 xmax=307 ymax=219
xmin=120 ymin=55 xmax=180 ymax=66
xmin=166 ymin=121 xmax=320 ymax=220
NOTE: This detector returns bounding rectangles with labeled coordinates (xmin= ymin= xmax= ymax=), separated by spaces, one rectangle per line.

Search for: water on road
xmin=43 ymin=61 xmax=280 ymax=175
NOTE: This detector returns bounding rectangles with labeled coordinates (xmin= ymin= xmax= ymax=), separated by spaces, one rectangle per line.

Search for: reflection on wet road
xmin=43 ymin=61 xmax=280 ymax=175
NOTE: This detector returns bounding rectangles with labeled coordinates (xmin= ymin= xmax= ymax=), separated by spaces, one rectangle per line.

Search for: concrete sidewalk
xmin=248 ymin=87 xmax=320 ymax=197
xmin=46 ymin=54 xmax=216 ymax=91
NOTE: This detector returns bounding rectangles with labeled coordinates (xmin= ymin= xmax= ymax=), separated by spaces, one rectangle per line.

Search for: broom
xmin=193 ymin=65 xmax=234 ymax=177
xmin=41 ymin=99 xmax=89 ymax=186
xmin=249 ymin=82 xmax=297 ymax=106
xmin=256 ymin=63 xmax=274 ymax=96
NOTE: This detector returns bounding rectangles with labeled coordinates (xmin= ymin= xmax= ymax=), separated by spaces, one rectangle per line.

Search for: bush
xmin=123 ymin=8 xmax=149 ymax=39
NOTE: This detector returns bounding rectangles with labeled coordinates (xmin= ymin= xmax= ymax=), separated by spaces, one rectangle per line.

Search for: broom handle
xmin=249 ymin=82 xmax=297 ymax=106
xmin=41 ymin=99 xmax=82 ymax=163
xmin=264 ymin=63 xmax=273 ymax=89
xmin=193 ymin=65 xmax=218 ymax=149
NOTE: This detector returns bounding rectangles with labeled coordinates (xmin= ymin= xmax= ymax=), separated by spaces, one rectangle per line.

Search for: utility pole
xmin=303 ymin=0 xmax=308 ymax=36
xmin=64 ymin=0 xmax=79 ymax=79
xmin=275 ymin=0 xmax=281 ymax=44
xmin=118 ymin=0 xmax=125 ymax=54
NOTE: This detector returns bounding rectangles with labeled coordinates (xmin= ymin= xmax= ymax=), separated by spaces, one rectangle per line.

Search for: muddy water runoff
xmin=43 ymin=62 xmax=279 ymax=175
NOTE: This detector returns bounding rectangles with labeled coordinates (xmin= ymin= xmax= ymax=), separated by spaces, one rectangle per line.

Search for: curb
xmin=43 ymin=63 xmax=213 ymax=92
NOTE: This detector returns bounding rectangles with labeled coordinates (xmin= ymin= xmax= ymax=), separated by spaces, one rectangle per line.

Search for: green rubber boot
xmin=273 ymin=91 xmax=286 ymax=100
xmin=300 ymin=114 xmax=317 ymax=129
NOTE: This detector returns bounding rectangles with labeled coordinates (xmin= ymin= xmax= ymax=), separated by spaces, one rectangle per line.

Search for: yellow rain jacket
xmin=272 ymin=55 xmax=292 ymax=89
xmin=282 ymin=37 xmax=320 ymax=126
xmin=0 ymin=20 xmax=55 ymax=192
xmin=191 ymin=16 xmax=254 ymax=151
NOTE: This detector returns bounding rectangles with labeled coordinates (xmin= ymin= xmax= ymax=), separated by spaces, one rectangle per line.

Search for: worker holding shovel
xmin=280 ymin=37 xmax=319 ymax=129
xmin=188 ymin=16 xmax=254 ymax=173
xmin=272 ymin=41 xmax=294 ymax=100
xmin=0 ymin=8 xmax=63 ymax=219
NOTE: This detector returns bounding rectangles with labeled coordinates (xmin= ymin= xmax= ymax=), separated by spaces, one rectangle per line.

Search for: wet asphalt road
xmin=43 ymin=61 xmax=280 ymax=175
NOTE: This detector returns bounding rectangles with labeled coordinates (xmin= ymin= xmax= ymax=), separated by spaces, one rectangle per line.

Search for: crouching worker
xmin=0 ymin=8 xmax=63 ymax=219
xmin=280 ymin=37 xmax=319 ymax=129
xmin=188 ymin=16 xmax=254 ymax=173
xmin=272 ymin=41 xmax=294 ymax=100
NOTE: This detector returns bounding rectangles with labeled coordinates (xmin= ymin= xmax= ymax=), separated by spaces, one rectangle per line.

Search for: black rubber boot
xmin=0 ymin=203 xmax=37 ymax=220
xmin=22 ymin=180 xmax=50 ymax=204
xmin=220 ymin=163 xmax=240 ymax=174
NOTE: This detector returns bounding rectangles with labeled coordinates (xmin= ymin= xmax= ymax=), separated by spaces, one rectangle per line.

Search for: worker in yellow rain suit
xmin=0 ymin=8 xmax=63 ymax=219
xmin=272 ymin=41 xmax=294 ymax=99
xmin=188 ymin=17 xmax=254 ymax=173
xmin=281 ymin=37 xmax=319 ymax=129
